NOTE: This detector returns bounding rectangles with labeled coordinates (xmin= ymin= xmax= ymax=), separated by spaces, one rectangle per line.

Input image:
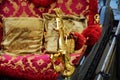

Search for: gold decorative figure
xmin=51 ymin=8 xmax=75 ymax=77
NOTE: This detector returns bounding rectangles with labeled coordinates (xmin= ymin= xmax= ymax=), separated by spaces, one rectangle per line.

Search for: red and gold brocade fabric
xmin=0 ymin=54 xmax=59 ymax=80
xmin=0 ymin=0 xmax=100 ymax=79
xmin=0 ymin=16 xmax=87 ymax=79
xmin=0 ymin=50 xmax=85 ymax=80
xmin=0 ymin=0 xmax=89 ymax=18
xmin=0 ymin=0 xmax=90 ymax=50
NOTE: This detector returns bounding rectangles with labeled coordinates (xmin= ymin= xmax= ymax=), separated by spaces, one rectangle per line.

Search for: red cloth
xmin=88 ymin=0 xmax=98 ymax=25
xmin=0 ymin=0 xmax=101 ymax=79
xmin=73 ymin=32 xmax=85 ymax=50
xmin=0 ymin=54 xmax=59 ymax=80
xmin=0 ymin=52 xmax=84 ymax=80
xmin=31 ymin=0 xmax=56 ymax=7
xmin=82 ymin=24 xmax=102 ymax=46
xmin=0 ymin=0 xmax=89 ymax=17
xmin=85 ymin=0 xmax=101 ymax=46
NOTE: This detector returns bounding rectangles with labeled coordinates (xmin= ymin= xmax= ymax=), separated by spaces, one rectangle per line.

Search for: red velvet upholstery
xmin=0 ymin=0 xmax=101 ymax=80
xmin=0 ymin=54 xmax=59 ymax=80
xmin=0 ymin=16 xmax=87 ymax=79
xmin=0 ymin=51 xmax=84 ymax=80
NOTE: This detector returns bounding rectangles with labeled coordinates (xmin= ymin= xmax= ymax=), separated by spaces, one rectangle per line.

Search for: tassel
xmin=72 ymin=32 xmax=85 ymax=50
xmin=82 ymin=24 xmax=102 ymax=46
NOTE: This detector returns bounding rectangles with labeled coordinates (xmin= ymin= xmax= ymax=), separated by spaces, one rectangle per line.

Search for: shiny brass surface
xmin=51 ymin=8 xmax=75 ymax=77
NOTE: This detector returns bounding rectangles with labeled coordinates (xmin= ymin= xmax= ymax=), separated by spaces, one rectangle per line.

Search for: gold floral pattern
xmin=0 ymin=0 xmax=89 ymax=18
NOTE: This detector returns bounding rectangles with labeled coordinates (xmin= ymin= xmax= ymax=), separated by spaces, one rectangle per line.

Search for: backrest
xmin=0 ymin=0 xmax=89 ymax=18
xmin=0 ymin=0 xmax=99 ymax=49
xmin=0 ymin=0 xmax=99 ymax=24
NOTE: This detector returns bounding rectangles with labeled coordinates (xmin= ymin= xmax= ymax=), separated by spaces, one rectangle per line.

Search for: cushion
xmin=0 ymin=44 xmax=86 ymax=80
xmin=43 ymin=13 xmax=87 ymax=52
xmin=0 ymin=54 xmax=59 ymax=80
xmin=0 ymin=16 xmax=87 ymax=80
xmin=1 ymin=17 xmax=44 ymax=56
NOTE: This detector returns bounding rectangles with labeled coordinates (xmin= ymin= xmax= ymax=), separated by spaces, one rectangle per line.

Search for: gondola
xmin=0 ymin=0 xmax=119 ymax=80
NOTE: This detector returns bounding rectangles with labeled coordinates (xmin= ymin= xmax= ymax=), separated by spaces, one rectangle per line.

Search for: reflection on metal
xmin=97 ymin=21 xmax=120 ymax=80
xmin=80 ymin=56 xmax=85 ymax=65
xmin=51 ymin=8 xmax=75 ymax=77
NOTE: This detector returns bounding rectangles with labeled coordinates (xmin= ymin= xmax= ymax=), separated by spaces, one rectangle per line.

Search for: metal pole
xmin=97 ymin=21 xmax=120 ymax=80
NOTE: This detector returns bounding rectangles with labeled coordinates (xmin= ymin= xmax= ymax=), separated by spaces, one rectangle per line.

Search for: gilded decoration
xmin=0 ymin=0 xmax=89 ymax=18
